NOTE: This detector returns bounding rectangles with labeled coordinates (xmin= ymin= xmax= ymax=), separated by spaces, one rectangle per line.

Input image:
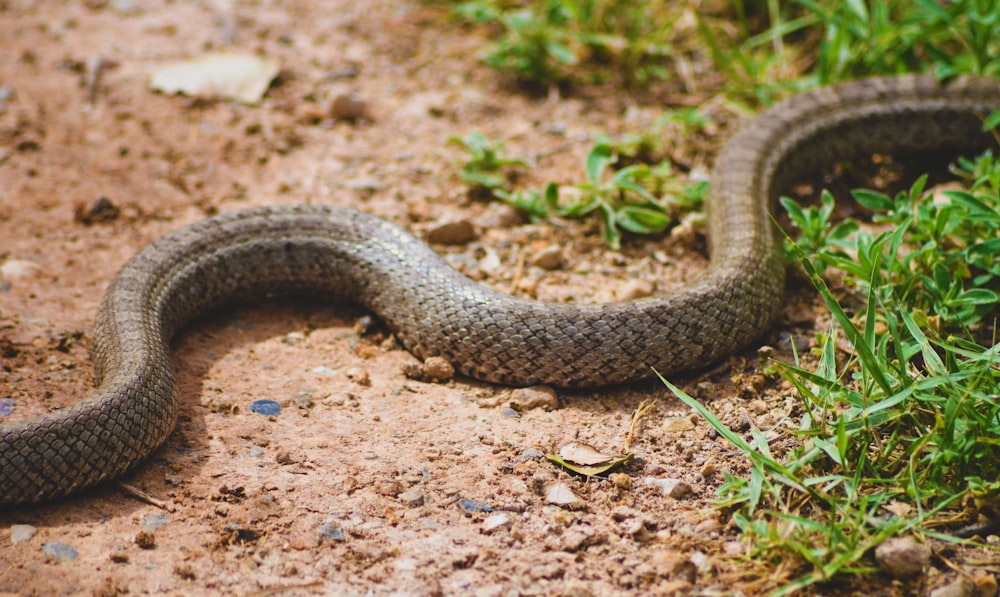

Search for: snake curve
xmin=1 ymin=74 xmax=999 ymax=506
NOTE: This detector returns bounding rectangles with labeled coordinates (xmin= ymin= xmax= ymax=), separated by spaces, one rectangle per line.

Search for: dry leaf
xmin=150 ymin=53 xmax=280 ymax=104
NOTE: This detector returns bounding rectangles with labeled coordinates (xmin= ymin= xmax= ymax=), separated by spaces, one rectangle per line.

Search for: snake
xmin=1 ymin=75 xmax=998 ymax=506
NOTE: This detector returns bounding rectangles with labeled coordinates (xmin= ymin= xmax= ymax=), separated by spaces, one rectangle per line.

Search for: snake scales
xmin=1 ymin=75 xmax=999 ymax=506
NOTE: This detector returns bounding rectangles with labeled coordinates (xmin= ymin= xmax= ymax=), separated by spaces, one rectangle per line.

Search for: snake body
xmin=1 ymin=75 xmax=998 ymax=505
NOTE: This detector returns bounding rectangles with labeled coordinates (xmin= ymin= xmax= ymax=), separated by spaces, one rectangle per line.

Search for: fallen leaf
xmin=150 ymin=53 xmax=280 ymax=104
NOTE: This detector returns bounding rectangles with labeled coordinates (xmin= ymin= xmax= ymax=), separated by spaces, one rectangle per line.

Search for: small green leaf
xmin=955 ymin=288 xmax=999 ymax=305
xmin=852 ymin=189 xmax=895 ymax=212
xmin=585 ymin=142 xmax=616 ymax=183
xmin=600 ymin=203 xmax=621 ymax=249
xmin=983 ymin=108 xmax=1000 ymax=131
xmin=616 ymin=205 xmax=670 ymax=234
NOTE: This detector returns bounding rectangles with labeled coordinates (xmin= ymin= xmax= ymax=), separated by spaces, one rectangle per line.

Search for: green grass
xmin=444 ymin=3 xmax=1000 ymax=591
xmin=448 ymin=0 xmax=1000 ymax=250
xmin=451 ymin=132 xmax=707 ymax=249
xmin=453 ymin=0 xmax=683 ymax=87
xmin=669 ymin=153 xmax=1000 ymax=593
xmin=452 ymin=0 xmax=1000 ymax=97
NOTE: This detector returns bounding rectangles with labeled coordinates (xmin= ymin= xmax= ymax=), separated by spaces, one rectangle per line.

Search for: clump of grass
xmin=703 ymin=0 xmax=1000 ymax=101
xmin=666 ymin=149 xmax=1000 ymax=594
xmin=447 ymin=132 xmax=532 ymax=197
xmin=453 ymin=0 xmax=687 ymax=87
xmin=450 ymin=130 xmax=707 ymax=249
xmin=453 ymin=0 xmax=1000 ymax=102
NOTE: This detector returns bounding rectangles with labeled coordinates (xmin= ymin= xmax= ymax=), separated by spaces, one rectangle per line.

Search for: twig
xmin=623 ymin=399 xmax=657 ymax=453
xmin=116 ymin=481 xmax=174 ymax=511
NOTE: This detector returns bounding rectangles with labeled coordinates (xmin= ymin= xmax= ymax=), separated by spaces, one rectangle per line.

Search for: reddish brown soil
xmin=0 ymin=2 xmax=996 ymax=596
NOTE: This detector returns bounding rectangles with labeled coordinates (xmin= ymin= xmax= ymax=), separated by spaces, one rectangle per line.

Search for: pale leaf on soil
xmin=149 ymin=53 xmax=280 ymax=104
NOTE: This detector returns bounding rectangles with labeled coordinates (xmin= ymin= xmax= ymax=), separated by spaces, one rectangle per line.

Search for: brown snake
xmin=2 ymin=75 xmax=999 ymax=506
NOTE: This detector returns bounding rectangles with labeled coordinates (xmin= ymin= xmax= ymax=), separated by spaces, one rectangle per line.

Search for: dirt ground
xmin=0 ymin=1 xmax=997 ymax=596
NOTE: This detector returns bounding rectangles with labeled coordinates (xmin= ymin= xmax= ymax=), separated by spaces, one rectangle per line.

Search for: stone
xmin=531 ymin=245 xmax=564 ymax=270
xmin=509 ymin=385 xmax=558 ymax=411
xmin=618 ymin=278 xmax=655 ymax=300
xmin=875 ymin=536 xmax=930 ymax=579
xmin=427 ymin=219 xmax=476 ymax=245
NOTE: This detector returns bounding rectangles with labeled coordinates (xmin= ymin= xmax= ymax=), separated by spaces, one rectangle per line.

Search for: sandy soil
xmin=0 ymin=1 xmax=997 ymax=596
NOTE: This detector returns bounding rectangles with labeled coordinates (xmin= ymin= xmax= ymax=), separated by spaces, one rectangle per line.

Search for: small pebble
xmin=694 ymin=381 xmax=716 ymax=397
xmin=522 ymin=447 xmax=544 ymax=460
xmin=346 ymin=176 xmax=380 ymax=193
xmin=0 ymin=259 xmax=41 ymax=280
xmin=346 ymin=367 xmax=371 ymax=385
xmin=401 ymin=362 xmax=424 ymax=380
xmin=618 ymin=279 xmax=655 ymax=300
xmin=643 ymin=462 xmax=668 ymax=476
xmin=875 ymin=536 xmax=931 ymax=579
xmin=651 ymin=549 xmax=698 ymax=582
xmin=135 ymin=530 xmax=156 ymax=549
xmin=530 ymin=246 xmax=564 ymax=270
xmin=644 ymin=477 xmax=694 ymax=499
xmin=423 ymin=357 xmax=454 ymax=383
xmin=329 ymin=92 xmax=367 ymax=120
xmin=311 ymin=365 xmax=337 ymax=377
xmin=476 ymin=394 xmax=503 ymax=408
xmin=551 ymin=526 xmax=601 ymax=552
xmin=928 ymin=578 xmax=977 ymax=597
xmin=500 ymin=407 xmax=520 ymax=418
xmin=376 ymin=480 xmax=404 ymax=497
xmin=110 ymin=0 xmax=136 ymax=14
xmin=317 ymin=522 xmax=345 ymax=543
xmin=610 ymin=472 xmax=631 ymax=490
xmin=399 ymin=488 xmax=426 ymax=507
xmin=282 ymin=331 xmax=306 ymax=345
xmin=0 ymin=397 xmax=16 ymax=417
xmin=42 ymin=542 xmax=78 ymax=563
xmin=483 ymin=512 xmax=512 ymax=533
xmin=142 ymin=512 xmax=170 ymax=531
xmin=248 ymin=399 xmax=282 ymax=416
xmin=509 ymin=385 xmax=558 ymax=411
xmin=545 ymin=482 xmax=583 ymax=509
xmin=427 ymin=219 xmax=477 ymax=245
xmin=477 ymin=203 xmax=523 ymax=228
xmin=776 ymin=331 xmax=811 ymax=352
xmin=74 ymin=196 xmax=120 ymax=225
xmin=221 ymin=523 xmax=259 ymax=543
xmin=10 ymin=524 xmax=36 ymax=544
xmin=458 ymin=498 xmax=494 ymax=513
xmin=354 ymin=342 xmax=379 ymax=359
xmin=621 ymin=517 xmax=645 ymax=536
xmin=292 ymin=390 xmax=314 ymax=409
xmin=661 ymin=416 xmax=695 ymax=433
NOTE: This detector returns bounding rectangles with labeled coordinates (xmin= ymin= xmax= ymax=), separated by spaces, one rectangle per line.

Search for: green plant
xmin=694 ymin=0 xmax=1000 ymax=103
xmin=667 ymin=150 xmax=1000 ymax=594
xmin=453 ymin=0 xmax=687 ymax=87
xmin=448 ymin=132 xmax=706 ymax=248
xmin=782 ymin=167 xmax=1000 ymax=327
xmin=553 ymin=140 xmax=670 ymax=248
xmin=448 ymin=132 xmax=531 ymax=195
xmin=480 ymin=1 xmax=581 ymax=84
xmin=496 ymin=140 xmax=707 ymax=249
